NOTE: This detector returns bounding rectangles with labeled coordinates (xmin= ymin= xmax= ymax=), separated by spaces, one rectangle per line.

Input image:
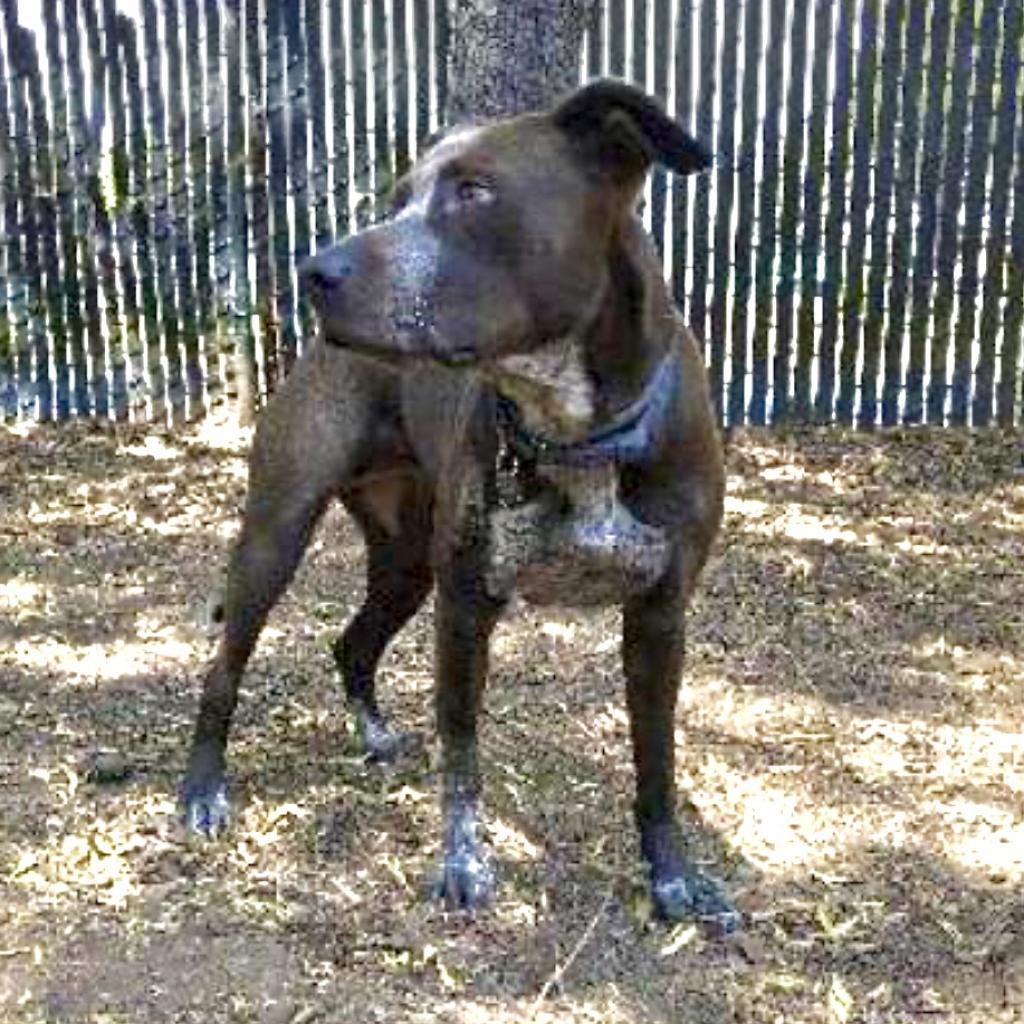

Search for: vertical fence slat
xmin=184 ymin=0 xmax=210 ymax=411
xmin=2 ymin=14 xmax=31 ymax=420
xmin=585 ymin=0 xmax=603 ymax=79
xmin=750 ymin=0 xmax=787 ymax=425
xmin=119 ymin=13 xmax=163 ymax=421
xmin=246 ymin=0 xmax=274 ymax=397
xmin=15 ymin=30 xmax=46 ymax=423
xmin=609 ymin=0 xmax=625 ymax=77
xmin=351 ymin=0 xmax=371 ymax=227
xmin=982 ymin=0 xmax=1022 ymax=427
xmin=413 ymin=0 xmax=430 ymax=144
xmin=52 ymin=0 xmax=88 ymax=416
xmin=306 ymin=0 xmax=330 ymax=249
xmin=727 ymin=0 xmax=762 ymax=427
xmin=68 ymin=0 xmax=107 ymax=418
xmin=0 ymin=17 xmax=11 ymax=420
xmin=927 ymin=0 xmax=976 ymax=425
xmin=102 ymin=0 xmax=139 ymax=420
xmin=391 ymin=0 xmax=409 ymax=177
xmin=858 ymin=0 xmax=905 ymax=429
xmin=225 ymin=0 xmax=255 ymax=418
xmin=836 ymin=0 xmax=880 ymax=426
xmin=773 ymin=0 xmax=811 ymax=424
xmin=794 ymin=0 xmax=832 ymax=422
xmin=950 ymin=0 xmax=1000 ymax=426
xmin=710 ymin=0 xmax=739 ymax=422
xmin=690 ymin=0 xmax=716 ymax=361
xmin=648 ymin=0 xmax=669 ymax=251
xmin=434 ymin=0 xmax=447 ymax=124
xmin=372 ymin=0 xmax=391 ymax=216
xmin=670 ymin=0 xmax=694 ymax=321
xmin=205 ymin=0 xmax=231 ymax=399
xmin=266 ymin=0 xmax=295 ymax=374
xmin=881 ymin=0 xmax=926 ymax=427
xmin=285 ymin=0 xmax=310 ymax=349
xmin=330 ymin=0 xmax=350 ymax=236
xmin=26 ymin=28 xmax=59 ymax=422
xmin=998 ymin=23 xmax=1024 ymax=427
xmin=83 ymin=0 xmax=128 ymax=420
xmin=905 ymin=0 xmax=953 ymax=424
xmin=142 ymin=0 xmax=180 ymax=420
xmin=816 ymin=0 xmax=854 ymax=422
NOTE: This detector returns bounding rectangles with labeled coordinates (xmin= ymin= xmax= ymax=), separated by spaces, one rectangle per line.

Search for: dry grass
xmin=1 ymin=417 xmax=1022 ymax=1023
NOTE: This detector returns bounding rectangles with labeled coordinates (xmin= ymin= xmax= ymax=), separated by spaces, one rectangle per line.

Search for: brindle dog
xmin=182 ymin=80 xmax=736 ymax=931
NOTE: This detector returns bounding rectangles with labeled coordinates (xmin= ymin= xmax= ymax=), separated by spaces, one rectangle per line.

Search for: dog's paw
xmin=357 ymin=709 xmax=423 ymax=765
xmin=182 ymin=779 xmax=231 ymax=837
xmin=652 ymin=871 xmax=741 ymax=936
xmin=432 ymin=847 xmax=495 ymax=911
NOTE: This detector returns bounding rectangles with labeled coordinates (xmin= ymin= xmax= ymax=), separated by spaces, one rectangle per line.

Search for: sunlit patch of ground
xmin=1 ymin=419 xmax=1022 ymax=1023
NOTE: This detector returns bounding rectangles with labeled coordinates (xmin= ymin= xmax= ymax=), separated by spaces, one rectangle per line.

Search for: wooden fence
xmin=0 ymin=0 xmax=1022 ymax=428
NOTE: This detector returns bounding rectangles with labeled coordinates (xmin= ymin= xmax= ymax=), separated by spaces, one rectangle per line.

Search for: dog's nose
xmin=299 ymin=246 xmax=354 ymax=303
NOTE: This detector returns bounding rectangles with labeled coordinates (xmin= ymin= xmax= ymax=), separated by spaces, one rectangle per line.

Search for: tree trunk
xmin=445 ymin=0 xmax=601 ymax=122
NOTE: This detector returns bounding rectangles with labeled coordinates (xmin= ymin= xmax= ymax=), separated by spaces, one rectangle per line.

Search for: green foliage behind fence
xmin=0 ymin=0 xmax=1022 ymax=427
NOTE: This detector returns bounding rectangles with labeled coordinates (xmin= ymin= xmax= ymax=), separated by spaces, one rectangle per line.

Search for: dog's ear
xmin=552 ymin=79 xmax=713 ymax=184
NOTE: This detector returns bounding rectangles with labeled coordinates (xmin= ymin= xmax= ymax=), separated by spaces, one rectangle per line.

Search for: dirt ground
xmin=1 ymin=416 xmax=1022 ymax=1024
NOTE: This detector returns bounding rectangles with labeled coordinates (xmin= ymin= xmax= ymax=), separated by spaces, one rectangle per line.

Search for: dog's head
xmin=300 ymin=80 xmax=712 ymax=367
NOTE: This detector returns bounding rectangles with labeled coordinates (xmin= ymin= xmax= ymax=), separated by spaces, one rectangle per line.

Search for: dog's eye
xmin=456 ymin=180 xmax=494 ymax=206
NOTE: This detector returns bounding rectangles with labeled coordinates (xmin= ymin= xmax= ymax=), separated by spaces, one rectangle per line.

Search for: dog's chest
xmin=483 ymin=466 xmax=671 ymax=607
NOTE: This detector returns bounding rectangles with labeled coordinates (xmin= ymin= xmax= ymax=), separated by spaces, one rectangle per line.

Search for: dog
xmin=182 ymin=80 xmax=735 ymax=931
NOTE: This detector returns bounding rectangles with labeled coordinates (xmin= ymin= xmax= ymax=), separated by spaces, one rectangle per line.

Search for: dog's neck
xmin=488 ymin=335 xmax=595 ymax=443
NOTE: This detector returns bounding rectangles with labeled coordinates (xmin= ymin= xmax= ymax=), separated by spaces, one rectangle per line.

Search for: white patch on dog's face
xmin=489 ymin=336 xmax=594 ymax=441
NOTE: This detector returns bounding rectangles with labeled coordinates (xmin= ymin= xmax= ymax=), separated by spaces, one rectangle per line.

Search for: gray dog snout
xmin=299 ymin=246 xmax=355 ymax=304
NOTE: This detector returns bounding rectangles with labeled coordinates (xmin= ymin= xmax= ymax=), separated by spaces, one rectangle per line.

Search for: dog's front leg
xmin=432 ymin=562 xmax=504 ymax=911
xmin=623 ymin=569 xmax=740 ymax=934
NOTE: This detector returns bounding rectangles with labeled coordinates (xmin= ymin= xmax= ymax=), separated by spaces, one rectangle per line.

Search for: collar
xmin=495 ymin=350 xmax=680 ymax=469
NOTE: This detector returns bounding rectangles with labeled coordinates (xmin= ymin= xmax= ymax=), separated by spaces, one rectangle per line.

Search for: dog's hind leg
xmin=335 ymin=480 xmax=434 ymax=761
